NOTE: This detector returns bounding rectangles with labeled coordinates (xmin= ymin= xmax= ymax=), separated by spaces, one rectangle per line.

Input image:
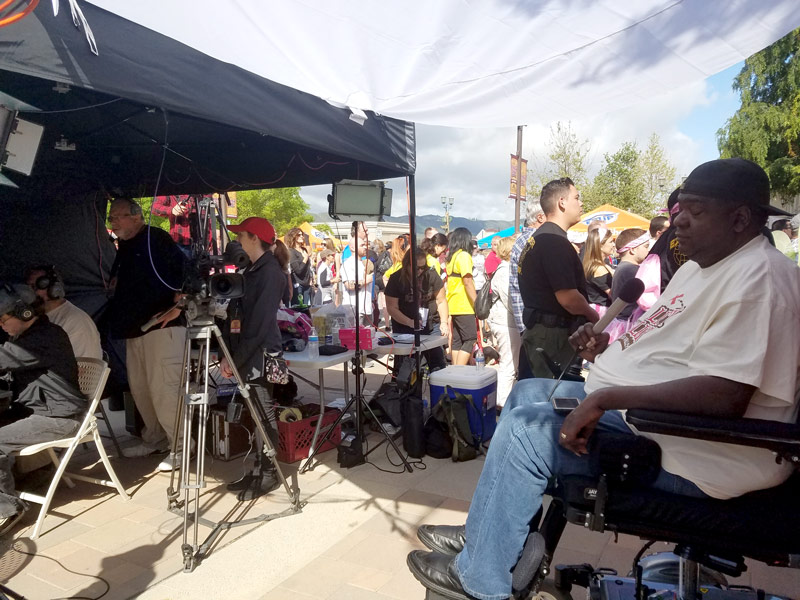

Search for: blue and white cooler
xmin=429 ymin=365 xmax=497 ymax=442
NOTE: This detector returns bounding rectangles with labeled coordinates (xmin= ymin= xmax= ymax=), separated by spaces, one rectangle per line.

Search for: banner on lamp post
xmin=509 ymin=154 xmax=527 ymax=199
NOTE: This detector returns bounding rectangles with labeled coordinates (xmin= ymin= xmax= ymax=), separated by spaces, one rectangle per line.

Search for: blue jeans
xmin=454 ymin=378 xmax=709 ymax=600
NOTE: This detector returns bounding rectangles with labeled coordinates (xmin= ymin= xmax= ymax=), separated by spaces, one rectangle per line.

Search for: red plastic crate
xmin=277 ymin=407 xmax=341 ymax=463
xmin=338 ymin=327 xmax=373 ymax=350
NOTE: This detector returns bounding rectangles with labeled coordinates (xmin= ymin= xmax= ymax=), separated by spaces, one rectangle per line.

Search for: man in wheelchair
xmin=407 ymin=158 xmax=800 ymax=600
xmin=0 ymin=284 xmax=85 ymax=530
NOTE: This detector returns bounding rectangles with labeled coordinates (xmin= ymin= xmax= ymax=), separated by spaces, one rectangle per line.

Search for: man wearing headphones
xmin=24 ymin=265 xmax=102 ymax=360
xmin=0 ymin=284 xmax=85 ymax=530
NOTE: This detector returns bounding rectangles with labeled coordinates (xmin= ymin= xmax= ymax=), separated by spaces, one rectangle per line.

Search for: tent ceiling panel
xmin=86 ymin=0 xmax=800 ymax=128
xmin=0 ymin=4 xmax=415 ymax=197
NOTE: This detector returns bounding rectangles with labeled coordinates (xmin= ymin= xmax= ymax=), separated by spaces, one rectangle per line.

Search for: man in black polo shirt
xmin=518 ymin=178 xmax=599 ymax=378
xmin=0 ymin=284 xmax=85 ymax=529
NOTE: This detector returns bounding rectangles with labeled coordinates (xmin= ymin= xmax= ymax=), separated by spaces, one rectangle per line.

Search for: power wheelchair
xmin=509 ymin=408 xmax=800 ymax=600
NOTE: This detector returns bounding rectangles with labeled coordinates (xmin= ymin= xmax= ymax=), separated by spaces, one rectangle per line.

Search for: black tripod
xmin=301 ymin=222 xmax=412 ymax=473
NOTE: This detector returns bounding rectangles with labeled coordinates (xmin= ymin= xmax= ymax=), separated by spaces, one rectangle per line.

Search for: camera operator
xmin=220 ymin=217 xmax=288 ymax=500
xmin=105 ymin=198 xmax=187 ymax=469
xmin=0 ymin=284 xmax=85 ymax=530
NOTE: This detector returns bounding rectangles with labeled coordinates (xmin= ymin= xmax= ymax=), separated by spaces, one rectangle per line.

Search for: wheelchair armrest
xmin=625 ymin=409 xmax=800 ymax=461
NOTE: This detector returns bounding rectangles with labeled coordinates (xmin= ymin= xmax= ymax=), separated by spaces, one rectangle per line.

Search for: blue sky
xmin=678 ymin=62 xmax=743 ymax=165
xmin=301 ymin=62 xmax=748 ymax=220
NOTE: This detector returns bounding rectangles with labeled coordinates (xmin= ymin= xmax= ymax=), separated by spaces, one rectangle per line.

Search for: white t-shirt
xmin=340 ymin=255 xmax=375 ymax=316
xmin=47 ymin=300 xmax=103 ymax=360
xmin=488 ymin=261 xmax=515 ymax=329
xmin=585 ymin=235 xmax=800 ymax=499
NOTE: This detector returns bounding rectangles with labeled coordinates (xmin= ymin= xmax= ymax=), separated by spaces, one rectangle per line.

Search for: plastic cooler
xmin=429 ymin=365 xmax=497 ymax=442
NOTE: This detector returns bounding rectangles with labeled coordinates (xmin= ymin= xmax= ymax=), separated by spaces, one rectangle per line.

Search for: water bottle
xmin=475 ymin=347 xmax=485 ymax=371
xmin=308 ymin=327 xmax=319 ymax=359
xmin=422 ymin=369 xmax=431 ymax=420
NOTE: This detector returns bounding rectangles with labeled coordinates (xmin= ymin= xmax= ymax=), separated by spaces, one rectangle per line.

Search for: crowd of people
xmin=1 ymin=159 xmax=799 ymax=556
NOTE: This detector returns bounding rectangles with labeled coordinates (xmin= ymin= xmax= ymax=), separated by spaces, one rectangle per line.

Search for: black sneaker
xmin=237 ymin=469 xmax=280 ymax=501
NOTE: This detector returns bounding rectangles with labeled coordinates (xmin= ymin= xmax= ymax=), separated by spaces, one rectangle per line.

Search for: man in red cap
xmin=222 ymin=217 xmax=290 ymax=499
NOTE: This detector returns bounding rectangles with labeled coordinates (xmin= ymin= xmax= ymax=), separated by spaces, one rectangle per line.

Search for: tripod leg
xmin=167 ymin=332 xmax=192 ymax=499
xmin=359 ymin=394 xmax=414 ymax=473
xmin=211 ymin=326 xmax=299 ymax=508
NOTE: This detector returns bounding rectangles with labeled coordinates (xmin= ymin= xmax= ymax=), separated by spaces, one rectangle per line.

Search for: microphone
xmin=545 ymin=277 xmax=645 ymax=402
xmin=592 ymin=278 xmax=644 ymax=334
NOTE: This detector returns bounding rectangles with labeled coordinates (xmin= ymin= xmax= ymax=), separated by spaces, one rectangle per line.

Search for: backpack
xmin=431 ymin=386 xmax=481 ymax=462
xmin=473 ymin=270 xmax=497 ymax=320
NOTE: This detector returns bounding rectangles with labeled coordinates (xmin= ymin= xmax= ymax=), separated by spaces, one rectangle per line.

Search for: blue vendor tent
xmin=477 ymin=225 xmax=522 ymax=248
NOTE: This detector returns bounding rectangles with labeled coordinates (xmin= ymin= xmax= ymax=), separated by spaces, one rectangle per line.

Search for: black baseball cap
xmin=680 ymin=158 xmax=791 ymax=216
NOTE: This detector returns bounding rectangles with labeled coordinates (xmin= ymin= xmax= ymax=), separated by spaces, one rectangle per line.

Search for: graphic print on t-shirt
xmin=618 ymin=294 xmax=685 ymax=350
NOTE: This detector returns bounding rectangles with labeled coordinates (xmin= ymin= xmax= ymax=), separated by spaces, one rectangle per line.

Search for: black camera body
xmin=183 ymin=240 xmax=248 ymax=301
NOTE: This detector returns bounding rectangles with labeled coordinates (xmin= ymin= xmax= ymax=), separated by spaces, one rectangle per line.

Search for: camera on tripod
xmin=183 ymin=241 xmax=248 ymax=300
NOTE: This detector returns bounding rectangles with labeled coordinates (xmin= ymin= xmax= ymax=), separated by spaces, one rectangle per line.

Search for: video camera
xmin=179 ymin=193 xmax=249 ymax=323
xmin=183 ymin=241 xmax=248 ymax=300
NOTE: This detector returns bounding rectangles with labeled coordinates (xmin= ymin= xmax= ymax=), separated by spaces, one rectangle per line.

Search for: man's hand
xmin=569 ymin=323 xmax=610 ymax=362
xmin=439 ymin=321 xmax=449 ymax=338
xmin=219 ymin=357 xmax=234 ymax=379
xmin=558 ymin=392 xmax=607 ymax=455
xmin=171 ymin=202 xmax=188 ymax=216
xmin=153 ymin=305 xmax=182 ymax=329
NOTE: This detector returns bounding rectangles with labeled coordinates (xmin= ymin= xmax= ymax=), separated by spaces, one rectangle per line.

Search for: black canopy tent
xmin=0 ymin=3 xmax=416 ymax=312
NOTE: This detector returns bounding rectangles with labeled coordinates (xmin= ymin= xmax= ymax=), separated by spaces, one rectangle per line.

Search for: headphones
xmin=2 ymin=283 xmax=35 ymax=322
xmin=34 ymin=265 xmax=65 ymax=300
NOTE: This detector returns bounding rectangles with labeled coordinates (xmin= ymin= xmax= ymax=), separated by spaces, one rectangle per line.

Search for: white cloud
xmin=301 ymin=77 xmax=722 ymax=221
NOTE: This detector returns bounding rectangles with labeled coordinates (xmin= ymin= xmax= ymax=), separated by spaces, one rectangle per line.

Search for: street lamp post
xmin=441 ymin=196 xmax=454 ymax=234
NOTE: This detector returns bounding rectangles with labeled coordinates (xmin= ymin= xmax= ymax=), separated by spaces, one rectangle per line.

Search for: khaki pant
xmin=126 ymin=327 xmax=186 ymax=448
xmin=521 ymin=323 xmax=573 ymax=379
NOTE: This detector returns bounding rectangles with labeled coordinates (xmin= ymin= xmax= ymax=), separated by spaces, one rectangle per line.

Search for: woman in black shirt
xmin=285 ymin=227 xmax=313 ymax=306
xmin=384 ymin=247 xmax=450 ymax=372
xmin=582 ymin=227 xmax=615 ymax=310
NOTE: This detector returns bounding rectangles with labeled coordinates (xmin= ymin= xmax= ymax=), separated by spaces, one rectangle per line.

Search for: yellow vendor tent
xmin=570 ymin=204 xmax=650 ymax=234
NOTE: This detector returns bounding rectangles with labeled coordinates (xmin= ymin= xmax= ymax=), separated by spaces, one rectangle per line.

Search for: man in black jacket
xmin=0 ymin=284 xmax=85 ymax=529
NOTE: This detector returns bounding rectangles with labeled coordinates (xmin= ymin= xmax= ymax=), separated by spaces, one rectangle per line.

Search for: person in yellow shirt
xmin=421 ymin=236 xmax=443 ymax=276
xmin=446 ymin=227 xmax=478 ymax=365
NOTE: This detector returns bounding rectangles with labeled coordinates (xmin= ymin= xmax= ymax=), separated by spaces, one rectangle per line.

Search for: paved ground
xmin=0 ymin=362 xmax=797 ymax=600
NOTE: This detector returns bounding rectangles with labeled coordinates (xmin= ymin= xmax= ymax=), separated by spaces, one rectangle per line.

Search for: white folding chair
xmin=17 ymin=357 xmax=131 ymax=539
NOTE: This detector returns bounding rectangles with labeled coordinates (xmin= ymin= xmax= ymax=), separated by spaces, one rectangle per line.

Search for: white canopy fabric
xmin=85 ymin=0 xmax=800 ymax=128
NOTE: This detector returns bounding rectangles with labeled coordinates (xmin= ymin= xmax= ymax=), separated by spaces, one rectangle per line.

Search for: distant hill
xmin=312 ymin=213 xmax=513 ymax=236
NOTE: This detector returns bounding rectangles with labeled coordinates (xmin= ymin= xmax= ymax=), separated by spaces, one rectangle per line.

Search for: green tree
xmin=530 ymin=121 xmax=591 ymax=195
xmin=137 ymin=197 xmax=171 ymax=233
xmin=585 ymin=142 xmax=647 ymax=215
xmin=233 ymin=187 xmax=314 ymax=236
xmin=639 ymin=133 xmax=677 ymax=213
xmin=717 ymin=28 xmax=800 ymax=207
